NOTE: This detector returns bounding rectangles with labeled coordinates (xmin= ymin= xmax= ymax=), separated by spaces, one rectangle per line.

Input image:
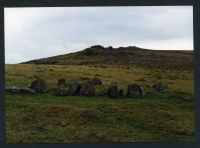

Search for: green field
xmin=6 ymin=64 xmax=194 ymax=143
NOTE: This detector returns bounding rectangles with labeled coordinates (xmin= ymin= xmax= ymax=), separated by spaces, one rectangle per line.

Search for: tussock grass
xmin=6 ymin=64 xmax=194 ymax=143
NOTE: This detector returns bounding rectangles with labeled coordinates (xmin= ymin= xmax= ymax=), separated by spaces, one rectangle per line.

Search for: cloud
xmin=5 ymin=52 xmax=29 ymax=64
xmin=4 ymin=6 xmax=193 ymax=64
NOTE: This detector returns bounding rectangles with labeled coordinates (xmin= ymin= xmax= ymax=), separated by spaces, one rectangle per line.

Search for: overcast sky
xmin=5 ymin=6 xmax=193 ymax=64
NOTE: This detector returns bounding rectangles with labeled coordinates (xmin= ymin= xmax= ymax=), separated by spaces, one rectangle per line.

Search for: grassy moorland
xmin=6 ymin=46 xmax=194 ymax=143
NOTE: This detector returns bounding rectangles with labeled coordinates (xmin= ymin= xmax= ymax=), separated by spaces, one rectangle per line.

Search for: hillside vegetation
xmin=22 ymin=45 xmax=193 ymax=71
xmin=6 ymin=46 xmax=194 ymax=143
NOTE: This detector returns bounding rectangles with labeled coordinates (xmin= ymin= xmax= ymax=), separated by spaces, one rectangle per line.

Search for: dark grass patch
xmin=6 ymin=91 xmax=194 ymax=143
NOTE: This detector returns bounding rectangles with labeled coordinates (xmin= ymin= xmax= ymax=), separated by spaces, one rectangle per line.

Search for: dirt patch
xmin=39 ymin=106 xmax=71 ymax=117
xmin=72 ymin=108 xmax=108 ymax=124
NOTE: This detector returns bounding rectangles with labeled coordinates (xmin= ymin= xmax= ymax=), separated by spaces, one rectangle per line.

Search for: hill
xmin=6 ymin=45 xmax=194 ymax=143
xmin=21 ymin=45 xmax=193 ymax=71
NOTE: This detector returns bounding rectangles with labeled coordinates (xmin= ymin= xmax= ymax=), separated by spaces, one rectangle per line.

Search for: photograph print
xmin=5 ymin=6 xmax=194 ymax=143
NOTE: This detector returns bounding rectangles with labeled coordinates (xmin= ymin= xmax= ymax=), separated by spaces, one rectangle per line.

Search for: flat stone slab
xmin=5 ymin=86 xmax=36 ymax=94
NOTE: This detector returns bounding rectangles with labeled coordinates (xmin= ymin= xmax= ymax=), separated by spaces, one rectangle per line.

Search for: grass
xmin=5 ymin=64 xmax=194 ymax=143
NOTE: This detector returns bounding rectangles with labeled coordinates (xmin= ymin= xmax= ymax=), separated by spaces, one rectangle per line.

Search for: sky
xmin=4 ymin=6 xmax=193 ymax=64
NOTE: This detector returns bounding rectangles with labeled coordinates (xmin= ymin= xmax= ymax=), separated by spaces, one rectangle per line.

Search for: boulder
xmin=152 ymin=83 xmax=167 ymax=91
xmin=58 ymin=78 xmax=67 ymax=87
xmin=54 ymin=82 xmax=82 ymax=96
xmin=73 ymin=82 xmax=82 ymax=95
xmin=80 ymin=82 xmax=96 ymax=96
xmin=66 ymin=84 xmax=76 ymax=96
xmin=29 ymin=78 xmax=48 ymax=93
xmin=84 ymin=48 xmax=96 ymax=56
xmin=5 ymin=86 xmax=21 ymax=93
xmin=21 ymin=87 xmax=36 ymax=94
xmin=91 ymin=45 xmax=104 ymax=49
xmin=53 ymin=84 xmax=69 ymax=96
xmin=127 ymin=84 xmax=144 ymax=98
xmin=119 ymin=89 xmax=124 ymax=97
xmin=5 ymin=86 xmax=36 ymax=94
xmin=107 ymin=82 xmax=119 ymax=99
xmin=89 ymin=76 xmax=102 ymax=85
xmin=95 ymin=85 xmax=108 ymax=96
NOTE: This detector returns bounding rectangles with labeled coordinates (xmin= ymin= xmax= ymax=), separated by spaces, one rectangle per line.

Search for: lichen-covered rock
xmin=54 ymin=82 xmax=82 ymax=96
xmin=73 ymin=82 xmax=82 ymax=95
xmin=152 ymin=83 xmax=167 ymax=91
xmin=107 ymin=82 xmax=119 ymax=99
xmin=89 ymin=76 xmax=102 ymax=85
xmin=95 ymin=85 xmax=108 ymax=96
xmin=21 ymin=87 xmax=36 ymax=94
xmin=5 ymin=86 xmax=36 ymax=94
xmin=127 ymin=84 xmax=144 ymax=98
xmin=5 ymin=86 xmax=21 ymax=93
xmin=53 ymin=84 xmax=69 ymax=96
xmin=29 ymin=78 xmax=47 ymax=93
xmin=119 ymin=89 xmax=124 ymax=97
xmin=58 ymin=78 xmax=67 ymax=87
xmin=80 ymin=82 xmax=96 ymax=96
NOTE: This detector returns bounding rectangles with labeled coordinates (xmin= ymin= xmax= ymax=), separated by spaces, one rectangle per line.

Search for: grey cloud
xmin=5 ymin=6 xmax=193 ymax=64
